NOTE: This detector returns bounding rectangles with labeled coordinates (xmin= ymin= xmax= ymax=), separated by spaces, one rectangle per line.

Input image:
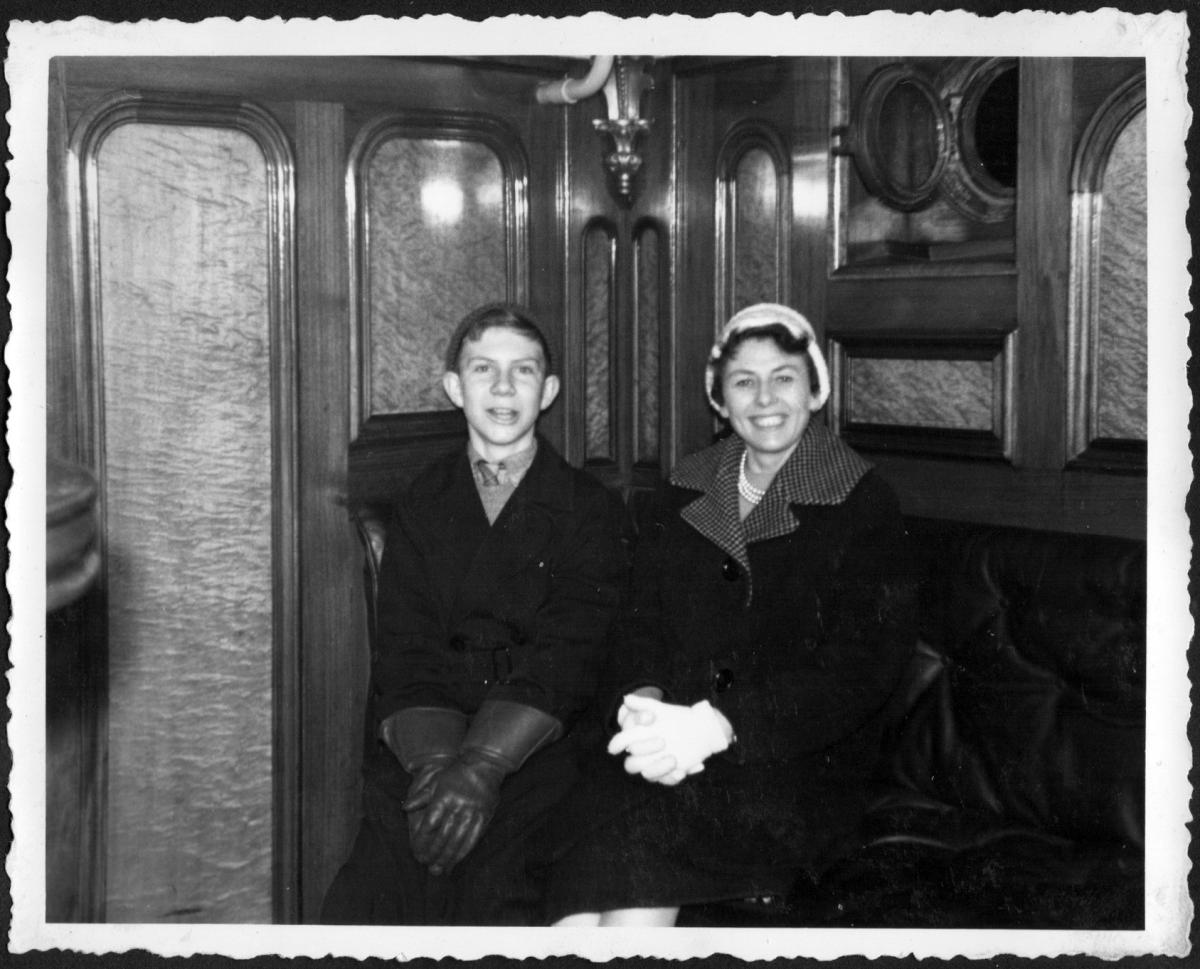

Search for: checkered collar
xmin=670 ymin=423 xmax=872 ymax=579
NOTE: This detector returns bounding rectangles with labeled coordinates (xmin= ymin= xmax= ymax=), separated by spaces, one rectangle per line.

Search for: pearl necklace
xmin=738 ymin=450 xmax=766 ymax=505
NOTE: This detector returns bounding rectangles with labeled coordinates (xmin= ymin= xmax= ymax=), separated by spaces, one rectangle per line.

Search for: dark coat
xmin=543 ymin=426 xmax=916 ymax=905
xmin=365 ymin=436 xmax=628 ymax=791
xmin=325 ymin=438 xmax=627 ymax=924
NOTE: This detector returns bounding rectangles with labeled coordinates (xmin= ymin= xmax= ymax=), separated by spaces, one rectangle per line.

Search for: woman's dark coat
xmin=323 ymin=438 xmax=627 ymax=924
xmin=544 ymin=424 xmax=916 ymax=904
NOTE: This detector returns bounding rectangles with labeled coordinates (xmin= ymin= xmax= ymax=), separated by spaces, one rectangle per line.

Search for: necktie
xmin=476 ymin=460 xmax=503 ymax=487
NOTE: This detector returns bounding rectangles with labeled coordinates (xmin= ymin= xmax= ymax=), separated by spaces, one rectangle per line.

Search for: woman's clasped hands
xmin=607 ymin=693 xmax=734 ymax=786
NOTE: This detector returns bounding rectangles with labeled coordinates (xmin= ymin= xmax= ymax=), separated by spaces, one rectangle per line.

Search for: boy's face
xmin=442 ymin=326 xmax=560 ymax=462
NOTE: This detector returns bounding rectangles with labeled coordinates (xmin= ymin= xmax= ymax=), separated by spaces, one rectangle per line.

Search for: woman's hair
xmin=708 ymin=322 xmax=819 ymax=407
xmin=444 ymin=303 xmax=554 ymax=374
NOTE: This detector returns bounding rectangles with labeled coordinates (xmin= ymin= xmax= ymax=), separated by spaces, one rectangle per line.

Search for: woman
xmin=542 ymin=303 xmax=916 ymax=926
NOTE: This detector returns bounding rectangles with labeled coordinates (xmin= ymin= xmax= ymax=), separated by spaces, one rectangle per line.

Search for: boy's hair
xmin=708 ymin=322 xmax=819 ymax=407
xmin=443 ymin=303 xmax=554 ymax=374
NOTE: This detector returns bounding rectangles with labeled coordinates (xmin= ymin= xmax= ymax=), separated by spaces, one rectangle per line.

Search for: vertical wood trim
xmin=560 ymin=98 xmax=612 ymax=467
xmin=294 ymin=101 xmax=360 ymax=924
xmin=522 ymin=99 xmax=566 ymax=454
xmin=47 ymin=60 xmax=79 ymax=462
xmin=557 ymin=103 xmax=578 ymax=464
xmin=673 ymin=72 xmax=719 ymax=458
xmin=791 ymin=59 xmax=832 ymax=370
xmin=47 ymin=56 xmax=109 ymax=925
xmin=666 ymin=71 xmax=681 ymax=471
xmin=60 ymin=77 xmax=110 ymax=924
xmin=613 ymin=212 xmax=633 ymax=482
xmin=1014 ymin=59 xmax=1073 ymax=469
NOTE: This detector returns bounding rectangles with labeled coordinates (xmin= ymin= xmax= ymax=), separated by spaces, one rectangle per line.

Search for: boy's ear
xmin=442 ymin=370 xmax=465 ymax=409
xmin=539 ymin=374 xmax=561 ymax=411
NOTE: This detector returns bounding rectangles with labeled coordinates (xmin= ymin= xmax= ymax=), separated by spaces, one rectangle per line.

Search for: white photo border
xmin=6 ymin=9 xmax=1193 ymax=960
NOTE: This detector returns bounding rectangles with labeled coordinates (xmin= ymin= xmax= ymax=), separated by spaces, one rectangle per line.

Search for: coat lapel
xmin=670 ymin=425 xmax=874 ymax=595
xmin=742 ymin=422 xmax=873 ymax=546
xmin=673 ymin=438 xmax=750 ymax=574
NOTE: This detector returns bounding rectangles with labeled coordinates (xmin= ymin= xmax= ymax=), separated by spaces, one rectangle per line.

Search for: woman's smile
xmin=717 ymin=337 xmax=820 ymax=467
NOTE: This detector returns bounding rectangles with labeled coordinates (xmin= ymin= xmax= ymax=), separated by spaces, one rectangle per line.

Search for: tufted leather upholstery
xmin=682 ymin=518 xmax=1146 ymax=929
xmin=877 ymin=520 xmax=1145 ymax=848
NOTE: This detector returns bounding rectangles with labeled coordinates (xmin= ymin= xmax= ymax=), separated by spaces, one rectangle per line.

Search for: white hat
xmin=705 ymin=303 xmax=830 ymax=412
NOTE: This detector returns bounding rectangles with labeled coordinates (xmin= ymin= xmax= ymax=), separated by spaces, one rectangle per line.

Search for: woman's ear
xmin=442 ymin=370 xmax=465 ymax=408
xmin=539 ymin=374 xmax=561 ymax=411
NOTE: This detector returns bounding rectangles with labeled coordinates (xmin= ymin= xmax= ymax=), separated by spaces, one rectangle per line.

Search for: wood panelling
xmin=362 ymin=134 xmax=510 ymax=416
xmin=1094 ymin=111 xmax=1146 ymax=442
xmin=871 ymin=453 xmax=1145 ymax=540
xmin=1014 ymin=58 xmax=1073 ymax=470
xmin=583 ymin=220 xmax=616 ymax=463
xmin=715 ymin=121 xmax=791 ymax=318
xmin=635 ymin=222 xmax=663 ymax=465
xmin=58 ymin=57 xmax=574 ymax=125
xmin=1069 ymin=73 xmax=1148 ymax=473
xmin=827 ymin=273 xmax=1017 ymax=332
xmin=788 ymin=59 xmax=834 ymax=338
xmin=817 ymin=56 xmax=1144 ymax=538
xmin=293 ymin=101 xmax=360 ymax=924
xmin=47 ymin=61 xmax=79 ymax=463
xmin=93 ymin=118 xmax=278 ymax=923
xmin=46 ymin=59 xmax=107 ymax=926
xmin=343 ymin=60 xmax=570 ymax=501
xmin=559 ymin=59 xmax=675 ymax=492
xmin=46 ymin=589 xmax=106 ymax=923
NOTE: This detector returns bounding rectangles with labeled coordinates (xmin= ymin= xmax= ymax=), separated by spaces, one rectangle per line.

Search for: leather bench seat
xmin=681 ymin=518 xmax=1146 ymax=929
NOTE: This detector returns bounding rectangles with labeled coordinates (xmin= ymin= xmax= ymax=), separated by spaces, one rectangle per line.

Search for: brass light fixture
xmin=537 ymin=56 xmax=655 ymax=205
xmin=593 ymin=57 xmax=654 ymax=204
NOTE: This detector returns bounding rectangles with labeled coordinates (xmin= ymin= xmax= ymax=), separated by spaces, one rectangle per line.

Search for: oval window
xmin=939 ymin=58 xmax=1019 ymax=222
xmin=850 ymin=64 xmax=950 ymax=211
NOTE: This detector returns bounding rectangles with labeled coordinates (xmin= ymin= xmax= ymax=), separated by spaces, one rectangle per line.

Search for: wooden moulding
xmin=827 ymin=329 xmax=1015 ymax=462
xmin=1066 ymin=73 xmax=1147 ymax=473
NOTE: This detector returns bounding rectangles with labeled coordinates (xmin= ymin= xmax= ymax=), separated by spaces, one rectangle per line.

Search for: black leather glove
xmin=405 ymin=700 xmax=563 ymax=875
xmin=405 ymin=756 xmax=506 ymax=874
xmin=381 ymin=707 xmax=468 ymax=861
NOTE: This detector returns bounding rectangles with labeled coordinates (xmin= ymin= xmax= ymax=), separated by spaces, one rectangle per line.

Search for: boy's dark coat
xmin=325 ymin=438 xmax=626 ymax=924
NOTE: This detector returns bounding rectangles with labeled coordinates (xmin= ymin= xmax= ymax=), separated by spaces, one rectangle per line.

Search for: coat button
xmin=722 ymin=557 xmax=740 ymax=581
xmin=713 ymin=667 xmax=735 ymax=692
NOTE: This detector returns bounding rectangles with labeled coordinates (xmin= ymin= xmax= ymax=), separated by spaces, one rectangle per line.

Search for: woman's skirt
xmin=537 ymin=751 xmax=862 ymax=922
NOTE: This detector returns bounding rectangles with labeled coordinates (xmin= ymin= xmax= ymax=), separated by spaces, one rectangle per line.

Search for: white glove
xmin=608 ymin=694 xmax=734 ymax=785
xmin=612 ymin=693 xmax=694 ymax=784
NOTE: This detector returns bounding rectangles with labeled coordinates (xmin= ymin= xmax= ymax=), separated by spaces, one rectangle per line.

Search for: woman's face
xmin=716 ymin=336 xmax=819 ymax=463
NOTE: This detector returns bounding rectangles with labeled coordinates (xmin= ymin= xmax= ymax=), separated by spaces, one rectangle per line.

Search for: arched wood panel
xmin=1068 ymin=74 xmax=1147 ymax=471
xmin=69 ymin=91 xmax=298 ymax=923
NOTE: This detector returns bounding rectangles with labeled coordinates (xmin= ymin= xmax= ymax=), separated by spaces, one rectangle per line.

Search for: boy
xmin=322 ymin=304 xmax=627 ymax=925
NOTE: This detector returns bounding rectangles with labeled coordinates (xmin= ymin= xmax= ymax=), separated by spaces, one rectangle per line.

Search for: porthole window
xmin=847 ymin=58 xmax=1017 ymax=223
xmin=849 ymin=65 xmax=950 ymax=212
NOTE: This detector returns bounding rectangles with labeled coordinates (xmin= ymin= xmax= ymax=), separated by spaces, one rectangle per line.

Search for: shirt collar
xmin=468 ymin=437 xmax=538 ymax=488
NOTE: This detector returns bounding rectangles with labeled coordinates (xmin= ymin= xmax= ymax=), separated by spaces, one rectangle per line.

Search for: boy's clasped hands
xmin=607 ymin=693 xmax=735 ymax=786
